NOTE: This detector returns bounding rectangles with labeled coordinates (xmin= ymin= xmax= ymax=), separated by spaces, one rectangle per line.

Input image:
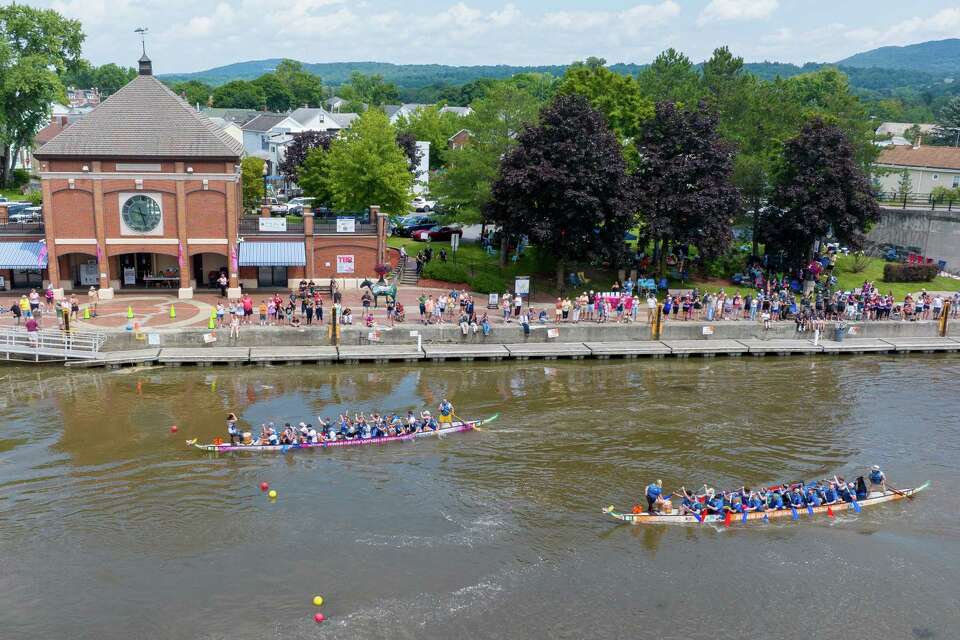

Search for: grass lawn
xmin=0 ymin=188 xmax=29 ymax=202
xmin=832 ymin=254 xmax=959 ymax=297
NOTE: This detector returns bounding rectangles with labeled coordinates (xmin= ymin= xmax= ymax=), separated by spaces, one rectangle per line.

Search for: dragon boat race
xmin=1 ymin=356 xmax=957 ymax=639
xmin=4 ymin=1 xmax=960 ymax=637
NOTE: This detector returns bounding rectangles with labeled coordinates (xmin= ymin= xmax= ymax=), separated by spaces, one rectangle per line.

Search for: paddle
xmin=790 ymin=505 xmax=799 ymax=521
xmin=452 ymin=411 xmax=478 ymax=432
xmin=888 ymin=485 xmax=913 ymax=500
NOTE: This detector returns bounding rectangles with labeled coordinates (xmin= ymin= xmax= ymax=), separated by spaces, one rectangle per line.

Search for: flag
xmin=230 ymin=245 xmax=238 ymax=271
xmin=724 ymin=511 xmax=732 ymax=527
xmin=827 ymin=506 xmax=835 ymax=518
xmin=37 ymin=242 xmax=47 ymax=268
xmin=177 ymin=242 xmax=184 ymax=267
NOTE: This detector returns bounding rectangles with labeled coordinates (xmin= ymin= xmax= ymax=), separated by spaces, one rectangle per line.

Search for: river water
xmin=1 ymin=356 xmax=957 ymax=639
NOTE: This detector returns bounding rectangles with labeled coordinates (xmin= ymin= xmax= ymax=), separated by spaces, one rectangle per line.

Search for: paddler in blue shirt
xmin=768 ymin=489 xmax=785 ymax=510
xmin=748 ymin=492 xmax=765 ymax=512
xmin=823 ymin=482 xmax=839 ymax=505
xmin=789 ymin=487 xmax=805 ymax=508
xmin=644 ymin=479 xmax=663 ymax=513
xmin=805 ymin=487 xmax=821 ymax=507
xmin=868 ymin=465 xmax=886 ymax=492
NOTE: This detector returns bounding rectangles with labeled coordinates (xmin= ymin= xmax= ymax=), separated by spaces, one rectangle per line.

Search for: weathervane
xmin=134 ymin=27 xmax=148 ymax=55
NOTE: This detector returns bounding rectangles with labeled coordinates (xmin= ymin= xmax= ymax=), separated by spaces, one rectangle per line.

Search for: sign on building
xmin=514 ymin=276 xmax=530 ymax=296
xmin=123 ymin=267 xmax=137 ymax=285
xmin=336 ymin=217 xmax=356 ymax=233
xmin=258 ymin=217 xmax=287 ymax=232
xmin=336 ymin=255 xmax=355 ymax=273
xmin=79 ymin=261 xmax=99 ymax=286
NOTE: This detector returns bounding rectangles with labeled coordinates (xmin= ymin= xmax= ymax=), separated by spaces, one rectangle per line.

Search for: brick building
xmin=9 ymin=54 xmax=388 ymax=299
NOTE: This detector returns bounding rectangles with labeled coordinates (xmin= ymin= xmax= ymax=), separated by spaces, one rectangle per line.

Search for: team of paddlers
xmin=221 ymin=400 xmax=456 ymax=446
xmin=641 ymin=466 xmax=888 ymax=516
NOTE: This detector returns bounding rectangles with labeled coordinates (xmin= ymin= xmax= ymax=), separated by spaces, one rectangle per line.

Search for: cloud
xmin=543 ymin=2 xmax=680 ymax=35
xmin=698 ymin=0 xmax=778 ymax=26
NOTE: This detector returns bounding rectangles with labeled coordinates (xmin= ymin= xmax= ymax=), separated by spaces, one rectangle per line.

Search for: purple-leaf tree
xmin=632 ymin=101 xmax=740 ymax=274
xmin=487 ymin=94 xmax=635 ymax=289
xmin=763 ymin=117 xmax=880 ymax=270
xmin=279 ymin=131 xmax=336 ymax=183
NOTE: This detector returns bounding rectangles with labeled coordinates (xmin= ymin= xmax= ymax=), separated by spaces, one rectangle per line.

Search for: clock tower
xmin=34 ymin=52 xmax=244 ymax=299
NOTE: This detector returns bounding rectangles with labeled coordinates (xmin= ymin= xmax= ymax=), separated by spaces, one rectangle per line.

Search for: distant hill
xmin=838 ymin=38 xmax=960 ymax=75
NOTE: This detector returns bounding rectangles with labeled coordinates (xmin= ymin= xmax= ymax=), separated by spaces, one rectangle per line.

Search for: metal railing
xmin=239 ymin=218 xmax=305 ymax=235
xmin=877 ymin=191 xmax=960 ymax=211
xmin=0 ymin=221 xmax=45 ymax=235
xmin=0 ymin=327 xmax=106 ymax=362
xmin=313 ymin=222 xmax=378 ymax=234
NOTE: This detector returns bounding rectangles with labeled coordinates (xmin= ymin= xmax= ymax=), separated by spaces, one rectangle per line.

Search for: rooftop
xmin=241 ymin=113 xmax=289 ymax=132
xmin=876 ymin=145 xmax=960 ymax=171
xmin=35 ymin=73 xmax=244 ymax=160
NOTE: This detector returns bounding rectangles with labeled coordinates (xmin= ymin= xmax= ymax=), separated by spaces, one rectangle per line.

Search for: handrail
xmin=876 ymin=191 xmax=959 ymax=211
xmin=0 ymin=327 xmax=106 ymax=362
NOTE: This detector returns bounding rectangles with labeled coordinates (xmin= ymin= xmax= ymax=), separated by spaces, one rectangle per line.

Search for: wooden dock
xmin=51 ymin=336 xmax=960 ymax=369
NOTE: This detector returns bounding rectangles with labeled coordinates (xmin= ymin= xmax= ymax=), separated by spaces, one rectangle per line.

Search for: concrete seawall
xmin=98 ymin=318 xmax=950 ymax=351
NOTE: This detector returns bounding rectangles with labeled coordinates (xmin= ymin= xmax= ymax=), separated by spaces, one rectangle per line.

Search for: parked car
xmin=392 ymin=214 xmax=437 ymax=237
xmin=413 ymin=224 xmax=463 ymax=242
xmin=9 ymin=206 xmax=42 ymax=223
xmin=411 ymin=196 xmax=436 ymax=212
xmin=286 ymin=197 xmax=315 ymax=216
xmin=265 ymin=197 xmax=288 ymax=216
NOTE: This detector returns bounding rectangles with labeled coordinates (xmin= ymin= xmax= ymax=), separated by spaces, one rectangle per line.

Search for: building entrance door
xmin=257 ymin=266 xmax=287 ymax=287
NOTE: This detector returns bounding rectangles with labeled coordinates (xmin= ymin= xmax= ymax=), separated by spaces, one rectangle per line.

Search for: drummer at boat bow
xmin=869 ymin=465 xmax=886 ymax=491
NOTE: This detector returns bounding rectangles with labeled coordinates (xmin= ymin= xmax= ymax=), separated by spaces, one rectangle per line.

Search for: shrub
xmin=25 ymin=191 xmax=42 ymax=206
xmin=469 ymin=272 xmax=507 ymax=293
xmin=883 ymin=263 xmax=939 ymax=282
xmin=702 ymin=251 xmax=746 ymax=279
xmin=422 ymin=261 xmax=468 ymax=283
xmin=10 ymin=168 xmax=30 ymax=188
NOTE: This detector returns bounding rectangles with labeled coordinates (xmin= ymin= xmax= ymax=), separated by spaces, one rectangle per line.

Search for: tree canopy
xmin=432 ymin=82 xmax=543 ymax=225
xmin=557 ymin=60 xmax=652 ymax=141
xmin=633 ymin=101 xmax=741 ymax=264
xmin=0 ymin=3 xmax=83 ymax=185
xmin=763 ymin=118 xmax=880 ymax=269
xmin=324 ymin=108 xmax=412 ymax=213
xmin=488 ymin=94 xmax=635 ymax=286
xmin=394 ymin=105 xmax=463 ymax=170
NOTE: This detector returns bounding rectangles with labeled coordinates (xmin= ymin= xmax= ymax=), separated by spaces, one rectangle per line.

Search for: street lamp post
xmin=261 ymin=161 xmax=268 ymax=205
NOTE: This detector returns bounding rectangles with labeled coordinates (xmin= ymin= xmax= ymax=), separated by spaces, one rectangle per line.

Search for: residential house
xmin=875 ymin=122 xmax=938 ymax=146
xmin=208 ymin=117 xmax=244 ymax=147
xmin=326 ymin=96 xmax=347 ymax=112
xmin=383 ymin=104 xmax=428 ymax=124
xmin=448 ymin=128 xmax=471 ymax=150
xmin=875 ymin=145 xmax=960 ymax=195
xmin=66 ymin=87 xmax=101 ymax=109
xmin=440 ymin=106 xmax=473 ymax=117
xmin=199 ymin=108 xmax=262 ymax=127
xmin=240 ymin=113 xmax=297 ymax=173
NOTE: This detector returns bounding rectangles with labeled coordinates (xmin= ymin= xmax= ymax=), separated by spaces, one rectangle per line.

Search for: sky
xmin=29 ymin=0 xmax=960 ymax=73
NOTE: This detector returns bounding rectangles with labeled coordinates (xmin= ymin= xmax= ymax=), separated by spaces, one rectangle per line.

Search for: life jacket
xmin=869 ymin=470 xmax=883 ymax=484
xmin=645 ymin=484 xmax=661 ymax=500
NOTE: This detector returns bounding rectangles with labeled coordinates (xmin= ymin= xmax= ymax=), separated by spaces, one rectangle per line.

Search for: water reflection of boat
xmin=188 ymin=414 xmax=498 ymax=453
xmin=602 ymin=482 xmax=930 ymax=525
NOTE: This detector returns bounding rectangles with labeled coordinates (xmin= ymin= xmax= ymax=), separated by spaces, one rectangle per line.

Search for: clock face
xmin=121 ymin=195 xmax=162 ymax=233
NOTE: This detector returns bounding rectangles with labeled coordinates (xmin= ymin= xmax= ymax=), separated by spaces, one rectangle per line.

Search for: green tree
xmin=340 ymin=71 xmax=399 ymax=109
xmin=896 ymin=168 xmax=913 ymax=197
xmin=431 ymin=82 xmax=542 ymax=235
xmin=61 ymin=58 xmax=95 ymax=88
xmin=212 ymin=80 xmax=265 ymax=109
xmin=0 ymin=4 xmax=83 ymax=186
xmin=933 ymin=96 xmax=960 ymax=146
xmin=94 ymin=63 xmax=136 ymax=95
xmin=325 ymin=108 xmax=411 ymax=213
xmin=171 ymin=79 xmax=213 ymax=107
xmin=395 ymin=104 xmax=463 ymax=170
xmin=253 ymin=73 xmax=294 ymax=112
xmin=275 ymin=59 xmax=323 ymax=107
xmin=240 ymin=156 xmax=265 ymax=212
xmin=556 ymin=59 xmax=653 ymax=141
xmin=507 ymin=72 xmax=559 ymax=102
xmin=637 ymin=48 xmax=704 ymax=106
xmin=296 ymin=146 xmax=334 ymax=206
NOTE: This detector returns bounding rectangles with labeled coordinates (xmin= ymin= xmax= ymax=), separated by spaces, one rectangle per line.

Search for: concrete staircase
xmin=398 ymin=256 xmax=419 ymax=286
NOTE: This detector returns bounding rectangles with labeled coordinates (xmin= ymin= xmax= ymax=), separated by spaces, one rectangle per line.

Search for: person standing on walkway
xmin=25 ymin=315 xmax=39 ymax=348
xmin=242 ymin=293 xmax=254 ymax=325
xmin=229 ymin=308 xmax=240 ymax=340
xmin=11 ymin=298 xmax=21 ymax=326
xmin=514 ymin=292 xmax=523 ymax=318
xmin=305 ymin=299 xmax=315 ymax=325
xmin=87 ymin=286 xmax=98 ymax=317
xmin=217 ymin=273 xmax=228 ymax=298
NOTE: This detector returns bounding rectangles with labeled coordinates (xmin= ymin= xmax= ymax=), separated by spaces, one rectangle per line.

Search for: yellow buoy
xmin=127 ymin=305 xmax=134 ymax=319
xmin=83 ymin=307 xmax=90 ymax=320
xmin=268 ymin=490 xmax=277 ymax=499
xmin=312 ymin=596 xmax=324 ymax=607
xmin=169 ymin=304 xmax=176 ymax=319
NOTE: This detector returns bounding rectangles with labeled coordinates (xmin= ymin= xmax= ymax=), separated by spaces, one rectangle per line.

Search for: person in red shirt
xmin=25 ymin=316 xmax=39 ymax=347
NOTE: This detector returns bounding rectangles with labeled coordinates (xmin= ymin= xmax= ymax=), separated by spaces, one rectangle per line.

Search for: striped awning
xmin=238 ymin=241 xmax=305 ymax=267
xmin=0 ymin=241 xmax=48 ymax=269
